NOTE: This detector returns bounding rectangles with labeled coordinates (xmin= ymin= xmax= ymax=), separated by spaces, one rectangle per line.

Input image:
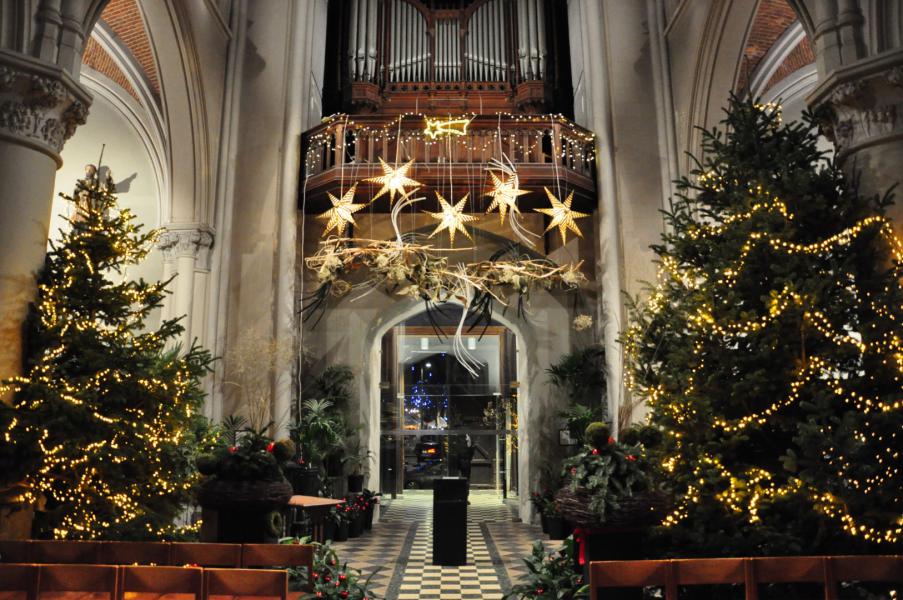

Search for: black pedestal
xmin=433 ymin=477 xmax=467 ymax=566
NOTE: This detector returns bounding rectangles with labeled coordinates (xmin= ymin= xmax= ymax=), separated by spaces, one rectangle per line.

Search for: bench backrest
xmin=589 ymin=555 xmax=903 ymax=600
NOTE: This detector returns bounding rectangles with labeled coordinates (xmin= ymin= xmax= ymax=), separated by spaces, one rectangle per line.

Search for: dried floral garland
xmin=302 ymin=236 xmax=585 ymax=373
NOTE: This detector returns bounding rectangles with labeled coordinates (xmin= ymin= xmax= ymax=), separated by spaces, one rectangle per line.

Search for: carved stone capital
xmin=813 ymin=64 xmax=903 ymax=158
xmin=157 ymin=226 xmax=215 ymax=271
xmin=0 ymin=52 xmax=91 ymax=165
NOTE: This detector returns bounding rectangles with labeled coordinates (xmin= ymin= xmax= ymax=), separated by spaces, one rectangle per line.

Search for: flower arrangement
xmin=328 ymin=505 xmax=350 ymax=527
xmin=196 ymin=416 xmax=295 ymax=482
xmin=503 ymin=538 xmax=587 ymax=600
xmin=556 ymin=422 xmax=652 ymax=526
xmin=302 ymin=541 xmax=379 ymax=600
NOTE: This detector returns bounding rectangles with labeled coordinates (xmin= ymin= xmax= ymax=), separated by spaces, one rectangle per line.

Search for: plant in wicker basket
xmin=195 ymin=417 xmax=295 ymax=511
xmin=556 ymin=422 xmax=661 ymax=528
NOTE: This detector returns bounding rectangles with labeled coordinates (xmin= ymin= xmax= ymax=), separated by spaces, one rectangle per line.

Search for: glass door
xmin=379 ymin=320 xmax=518 ymax=497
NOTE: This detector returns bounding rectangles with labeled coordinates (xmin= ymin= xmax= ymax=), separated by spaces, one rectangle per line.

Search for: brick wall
xmin=737 ymin=0 xmax=801 ymax=91
xmin=82 ymin=0 xmax=161 ymax=103
xmin=82 ymin=36 xmax=139 ymax=101
xmin=766 ymin=37 xmax=815 ymax=89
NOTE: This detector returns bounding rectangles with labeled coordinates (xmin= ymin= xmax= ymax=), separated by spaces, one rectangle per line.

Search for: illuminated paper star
xmin=485 ymin=170 xmax=530 ymax=225
xmin=317 ymin=184 xmax=366 ymax=237
xmin=534 ymin=187 xmax=590 ymax=243
xmin=366 ymin=158 xmax=421 ymax=205
xmin=424 ymin=116 xmax=472 ymax=140
xmin=426 ymin=191 xmax=478 ymax=246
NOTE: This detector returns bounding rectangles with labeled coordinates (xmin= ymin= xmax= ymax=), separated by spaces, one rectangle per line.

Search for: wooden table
xmin=287 ymin=496 xmax=345 ymax=543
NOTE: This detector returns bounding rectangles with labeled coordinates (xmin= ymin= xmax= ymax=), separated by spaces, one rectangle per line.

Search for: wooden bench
xmin=0 ymin=563 xmax=289 ymax=600
xmin=0 ymin=540 xmax=313 ymax=592
xmin=589 ymin=555 xmax=903 ymax=600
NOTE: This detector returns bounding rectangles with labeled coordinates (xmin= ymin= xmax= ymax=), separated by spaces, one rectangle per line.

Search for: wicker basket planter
xmin=198 ymin=477 xmax=293 ymax=511
xmin=554 ymin=486 xmax=669 ymax=529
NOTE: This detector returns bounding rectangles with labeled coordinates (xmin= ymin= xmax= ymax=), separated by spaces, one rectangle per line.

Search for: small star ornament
xmin=366 ymin=158 xmax=421 ymax=205
xmin=426 ymin=191 xmax=478 ymax=246
xmin=485 ymin=170 xmax=529 ymax=225
xmin=423 ymin=116 xmax=472 ymax=140
xmin=318 ymin=184 xmax=366 ymax=236
xmin=534 ymin=187 xmax=590 ymax=243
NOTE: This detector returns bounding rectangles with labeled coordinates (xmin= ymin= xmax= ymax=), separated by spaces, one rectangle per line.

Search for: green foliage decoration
xmin=503 ymin=538 xmax=587 ymax=600
xmin=196 ymin=421 xmax=294 ymax=482
xmin=560 ymin=438 xmax=648 ymax=524
xmin=301 ymin=541 xmax=379 ymax=600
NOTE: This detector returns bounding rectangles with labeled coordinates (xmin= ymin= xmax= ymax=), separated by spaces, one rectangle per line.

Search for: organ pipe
xmin=363 ymin=0 xmax=547 ymax=85
xmin=348 ymin=0 xmax=359 ymax=79
xmin=366 ymin=0 xmax=377 ymax=78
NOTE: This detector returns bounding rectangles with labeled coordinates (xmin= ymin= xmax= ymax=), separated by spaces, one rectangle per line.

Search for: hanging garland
xmin=302 ymin=237 xmax=585 ymax=335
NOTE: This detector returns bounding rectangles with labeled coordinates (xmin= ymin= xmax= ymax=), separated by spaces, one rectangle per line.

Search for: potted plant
xmin=547 ymin=345 xmax=606 ymax=407
xmin=195 ymin=416 xmax=295 ymax=543
xmin=555 ymin=422 xmax=665 ymax=578
xmin=342 ymin=445 xmax=373 ymax=493
xmin=543 ymin=499 xmax=570 ymax=540
xmin=360 ymin=489 xmax=379 ymax=530
xmin=329 ymin=506 xmax=350 ymax=542
xmin=531 ymin=491 xmax=554 ymax=533
xmin=302 ymin=541 xmax=379 ymax=600
xmin=289 ymin=399 xmax=346 ymax=496
xmin=346 ymin=498 xmax=364 ymax=538
xmin=503 ymin=538 xmax=588 ymax=600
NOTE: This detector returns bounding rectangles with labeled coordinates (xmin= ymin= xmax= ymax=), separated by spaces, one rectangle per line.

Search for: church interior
xmin=0 ymin=1 xmax=901 ymax=599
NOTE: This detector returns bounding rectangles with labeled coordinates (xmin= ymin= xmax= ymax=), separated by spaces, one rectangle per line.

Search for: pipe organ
xmin=329 ymin=0 xmax=569 ymax=114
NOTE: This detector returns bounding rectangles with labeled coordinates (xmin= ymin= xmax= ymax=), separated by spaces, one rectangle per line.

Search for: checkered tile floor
xmin=332 ymin=490 xmax=557 ymax=599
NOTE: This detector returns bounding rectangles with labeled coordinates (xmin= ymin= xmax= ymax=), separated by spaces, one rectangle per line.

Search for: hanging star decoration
xmin=318 ymin=184 xmax=366 ymax=236
xmin=534 ymin=187 xmax=590 ymax=243
xmin=424 ymin=116 xmax=472 ymax=140
xmin=426 ymin=191 xmax=478 ymax=246
xmin=485 ymin=165 xmax=530 ymax=225
xmin=366 ymin=158 xmax=421 ymax=205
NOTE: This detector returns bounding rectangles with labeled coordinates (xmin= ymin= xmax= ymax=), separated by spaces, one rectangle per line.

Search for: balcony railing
xmin=301 ymin=113 xmax=597 ymax=213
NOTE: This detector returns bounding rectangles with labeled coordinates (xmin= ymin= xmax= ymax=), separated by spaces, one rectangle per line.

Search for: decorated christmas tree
xmin=623 ymin=97 xmax=903 ymax=555
xmin=0 ymin=165 xmax=212 ymax=540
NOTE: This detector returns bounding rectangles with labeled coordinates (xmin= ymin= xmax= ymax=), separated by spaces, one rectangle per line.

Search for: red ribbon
xmin=573 ymin=527 xmax=607 ymax=565
xmin=573 ymin=527 xmax=588 ymax=565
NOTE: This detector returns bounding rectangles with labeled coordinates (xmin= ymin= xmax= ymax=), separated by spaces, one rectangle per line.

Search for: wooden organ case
xmin=321 ymin=0 xmax=575 ymax=115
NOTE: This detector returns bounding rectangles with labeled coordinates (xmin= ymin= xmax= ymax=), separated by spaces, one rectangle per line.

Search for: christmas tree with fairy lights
xmin=0 ymin=164 xmax=212 ymax=540
xmin=623 ymin=96 xmax=903 ymax=556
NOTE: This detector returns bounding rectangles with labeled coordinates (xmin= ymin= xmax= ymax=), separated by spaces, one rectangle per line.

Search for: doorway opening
xmin=378 ymin=308 xmax=519 ymax=499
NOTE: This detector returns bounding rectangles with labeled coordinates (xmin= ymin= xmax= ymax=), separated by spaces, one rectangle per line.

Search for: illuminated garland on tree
xmin=622 ymin=97 xmax=903 ymax=553
xmin=0 ymin=168 xmax=212 ymax=540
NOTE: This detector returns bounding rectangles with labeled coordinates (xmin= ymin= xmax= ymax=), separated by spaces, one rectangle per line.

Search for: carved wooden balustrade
xmin=301 ymin=113 xmax=596 ymax=214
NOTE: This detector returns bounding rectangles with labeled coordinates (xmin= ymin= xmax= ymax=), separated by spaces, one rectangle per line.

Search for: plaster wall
xmin=665 ymin=0 xmax=758 ymax=172
xmin=222 ymin=1 xmax=294 ymax=419
xmin=566 ymin=0 xmax=667 ymax=427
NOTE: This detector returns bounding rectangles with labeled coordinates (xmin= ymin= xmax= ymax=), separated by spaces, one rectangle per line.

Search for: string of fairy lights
xmin=623 ymin=170 xmax=903 ymax=544
xmin=1 ymin=176 xmax=205 ymax=539
xmin=310 ymin=114 xmax=592 ymax=245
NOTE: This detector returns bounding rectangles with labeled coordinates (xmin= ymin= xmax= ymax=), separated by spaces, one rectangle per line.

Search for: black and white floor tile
xmin=332 ymin=490 xmax=557 ymax=600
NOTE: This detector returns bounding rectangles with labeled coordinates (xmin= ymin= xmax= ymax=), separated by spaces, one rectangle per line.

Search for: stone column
xmin=803 ymin=0 xmax=903 ymax=232
xmin=157 ymin=226 xmax=214 ymax=350
xmin=0 ymin=52 xmax=90 ymax=388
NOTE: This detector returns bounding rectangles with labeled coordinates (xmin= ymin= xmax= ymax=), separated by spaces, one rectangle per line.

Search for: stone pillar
xmin=0 ymin=52 xmax=90 ymax=389
xmin=157 ymin=226 xmax=214 ymax=350
xmin=803 ymin=0 xmax=903 ymax=232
